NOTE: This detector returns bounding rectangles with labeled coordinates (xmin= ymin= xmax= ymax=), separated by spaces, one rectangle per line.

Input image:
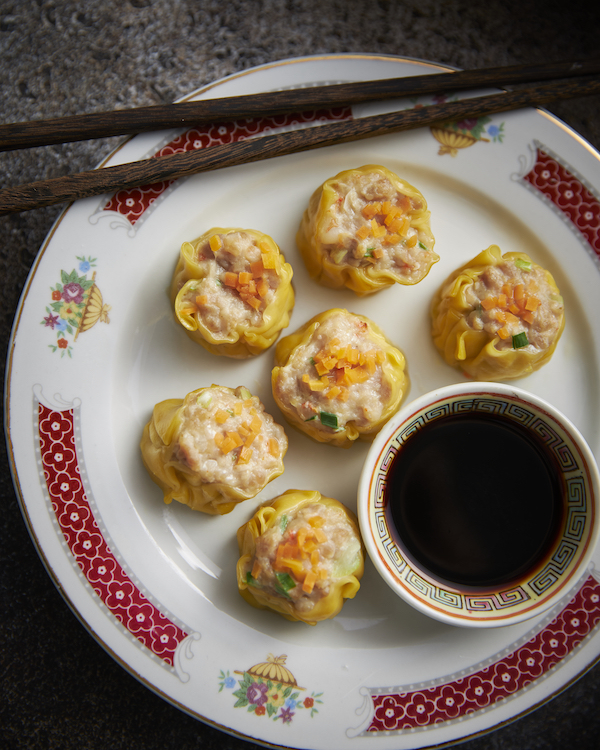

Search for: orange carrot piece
xmin=209 ymin=234 xmax=223 ymax=253
xmin=302 ymin=569 xmax=318 ymax=594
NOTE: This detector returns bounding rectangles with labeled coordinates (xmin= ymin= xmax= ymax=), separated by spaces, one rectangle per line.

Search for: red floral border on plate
xmin=101 ymin=107 xmax=353 ymax=226
xmin=363 ymin=573 xmax=600 ymax=733
xmin=36 ymin=399 xmax=188 ymax=668
xmin=523 ymin=145 xmax=600 ymax=257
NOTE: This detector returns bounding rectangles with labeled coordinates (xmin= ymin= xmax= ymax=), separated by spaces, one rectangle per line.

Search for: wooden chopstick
xmin=1 ymin=75 xmax=599 ymax=216
xmin=1 ymin=58 xmax=600 ymax=152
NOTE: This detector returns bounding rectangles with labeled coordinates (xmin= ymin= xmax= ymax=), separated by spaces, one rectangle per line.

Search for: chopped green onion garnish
xmin=246 ymin=572 xmax=260 ymax=587
xmin=309 ymin=357 xmax=316 ymax=366
xmin=515 ymin=258 xmax=532 ymax=271
xmin=332 ymin=249 xmax=347 ymax=264
xmin=364 ymin=247 xmax=375 ymax=257
xmin=280 ymin=514 xmax=289 ymax=533
xmin=215 ymin=278 xmax=223 ymax=286
xmin=418 ymin=241 xmax=428 ymax=251
xmin=196 ymin=391 xmax=212 ymax=408
xmin=274 ymin=572 xmax=296 ymax=597
xmin=512 ymin=332 xmax=529 ymax=349
xmin=304 ymin=415 xmax=317 ymax=422
xmin=319 ymin=411 xmax=339 ymax=429
xmin=239 ymin=386 xmax=252 ymax=400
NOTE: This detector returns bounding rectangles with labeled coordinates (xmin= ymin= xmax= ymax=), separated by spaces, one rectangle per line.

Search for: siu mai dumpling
xmin=236 ymin=489 xmax=365 ymax=625
xmin=271 ymin=308 xmax=409 ymax=448
xmin=171 ymin=227 xmax=295 ymax=358
xmin=140 ymin=385 xmax=287 ymax=515
xmin=296 ymin=165 xmax=437 ymax=295
xmin=431 ymin=245 xmax=565 ymax=381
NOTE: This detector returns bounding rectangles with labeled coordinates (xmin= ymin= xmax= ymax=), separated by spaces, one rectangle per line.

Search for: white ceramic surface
xmin=6 ymin=55 xmax=600 ymax=749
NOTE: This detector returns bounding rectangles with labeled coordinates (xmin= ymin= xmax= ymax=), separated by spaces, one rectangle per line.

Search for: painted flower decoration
xmin=42 ymin=256 xmax=108 ymax=357
xmin=226 ymin=655 xmax=323 ymax=722
xmin=62 ymin=282 xmax=85 ymax=304
xmin=247 ymin=681 xmax=269 ymax=707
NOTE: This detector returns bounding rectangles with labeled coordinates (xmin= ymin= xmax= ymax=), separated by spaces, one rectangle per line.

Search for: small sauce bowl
xmin=357 ymin=382 xmax=600 ymax=627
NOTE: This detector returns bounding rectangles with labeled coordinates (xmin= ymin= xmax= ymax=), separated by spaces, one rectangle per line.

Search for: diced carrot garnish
xmin=246 ymin=295 xmax=262 ymax=310
xmin=405 ymin=234 xmax=418 ymax=247
xmin=497 ymin=326 xmax=510 ymax=340
xmin=224 ymin=272 xmax=238 ymax=287
xmin=233 ymin=401 xmax=243 ymax=416
xmin=238 ymin=271 xmax=252 ymax=285
xmin=356 ymin=224 xmax=370 ymax=239
xmin=226 ymin=431 xmax=243 ymax=448
xmin=261 ymin=252 xmax=278 ymax=270
xmin=481 ymin=297 xmax=496 ymax=311
xmin=238 ymin=446 xmax=253 ymax=464
xmin=268 ymin=438 xmax=280 ymax=457
xmin=251 ymin=560 xmax=261 ymax=579
xmin=525 ymin=296 xmax=540 ymax=312
xmin=209 ymin=235 xmax=223 ymax=253
xmin=215 ymin=409 xmax=229 ymax=424
xmin=196 ymin=294 xmax=208 ymax=306
xmin=302 ymin=570 xmax=318 ymax=593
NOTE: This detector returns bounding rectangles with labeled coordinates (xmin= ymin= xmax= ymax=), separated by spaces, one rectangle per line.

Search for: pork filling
xmin=274 ymin=311 xmax=390 ymax=435
xmin=179 ymin=231 xmax=281 ymax=335
xmin=463 ymin=259 xmax=564 ymax=351
xmin=317 ymin=172 xmax=434 ymax=283
xmin=244 ymin=503 xmax=362 ymax=614
xmin=173 ymin=386 xmax=286 ymax=494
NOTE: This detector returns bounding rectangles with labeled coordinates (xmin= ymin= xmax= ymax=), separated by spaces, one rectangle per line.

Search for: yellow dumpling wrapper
xmin=296 ymin=164 xmax=437 ymax=295
xmin=171 ymin=227 xmax=295 ymax=358
xmin=271 ymin=308 xmax=409 ymax=448
xmin=431 ymin=245 xmax=565 ymax=381
xmin=140 ymin=385 xmax=287 ymax=515
xmin=236 ymin=489 xmax=365 ymax=625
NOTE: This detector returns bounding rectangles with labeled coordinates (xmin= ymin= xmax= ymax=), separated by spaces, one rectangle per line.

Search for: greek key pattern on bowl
xmin=374 ymin=395 xmax=591 ymax=616
xmin=349 ymin=572 xmax=600 ymax=735
xmin=34 ymin=393 xmax=190 ymax=673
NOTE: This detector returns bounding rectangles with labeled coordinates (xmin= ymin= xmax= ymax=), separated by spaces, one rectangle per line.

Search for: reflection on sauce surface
xmin=387 ymin=413 xmax=564 ymax=588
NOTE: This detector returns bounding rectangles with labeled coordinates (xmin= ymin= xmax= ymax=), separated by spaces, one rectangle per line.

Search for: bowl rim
xmin=357 ymin=382 xmax=600 ymax=628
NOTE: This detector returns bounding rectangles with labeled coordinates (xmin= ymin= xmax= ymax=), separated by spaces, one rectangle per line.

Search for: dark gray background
xmin=1 ymin=1 xmax=599 ymax=748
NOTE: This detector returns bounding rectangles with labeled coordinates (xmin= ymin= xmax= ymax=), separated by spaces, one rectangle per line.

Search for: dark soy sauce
xmin=387 ymin=413 xmax=564 ymax=588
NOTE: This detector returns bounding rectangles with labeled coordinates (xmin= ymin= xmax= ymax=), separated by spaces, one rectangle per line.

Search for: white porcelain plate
xmin=6 ymin=55 xmax=600 ymax=749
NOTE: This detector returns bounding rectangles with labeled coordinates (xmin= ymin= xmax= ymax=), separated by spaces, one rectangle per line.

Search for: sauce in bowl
xmin=386 ymin=412 xmax=564 ymax=588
